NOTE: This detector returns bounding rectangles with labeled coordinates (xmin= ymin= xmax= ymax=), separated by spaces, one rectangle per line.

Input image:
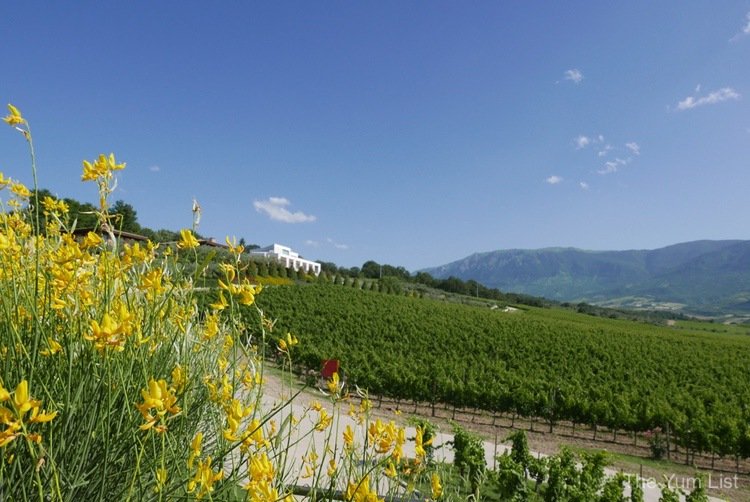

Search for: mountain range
xmin=423 ymin=240 xmax=750 ymax=315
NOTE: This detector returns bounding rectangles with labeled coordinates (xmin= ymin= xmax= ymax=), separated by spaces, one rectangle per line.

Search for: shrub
xmin=0 ymin=104 xmax=435 ymax=501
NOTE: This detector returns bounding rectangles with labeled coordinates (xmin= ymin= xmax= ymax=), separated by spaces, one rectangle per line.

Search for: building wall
xmin=251 ymin=244 xmax=321 ymax=276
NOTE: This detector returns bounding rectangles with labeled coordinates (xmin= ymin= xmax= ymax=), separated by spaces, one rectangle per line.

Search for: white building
xmin=250 ymin=244 xmax=321 ymax=276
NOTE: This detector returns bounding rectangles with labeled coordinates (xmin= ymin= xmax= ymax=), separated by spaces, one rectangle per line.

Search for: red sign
xmin=321 ymin=359 xmax=339 ymax=379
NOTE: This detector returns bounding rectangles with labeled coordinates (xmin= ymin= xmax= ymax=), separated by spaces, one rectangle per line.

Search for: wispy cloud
xmin=304 ymin=240 xmax=320 ymax=247
xmin=149 ymin=165 xmax=160 ymax=172
xmin=597 ymin=144 xmax=612 ymax=157
xmin=545 ymin=175 xmax=563 ymax=185
xmin=730 ymin=12 xmax=750 ymax=41
xmin=676 ymin=87 xmax=740 ymax=110
xmin=564 ymin=69 xmax=584 ymax=84
xmin=579 ymin=181 xmax=589 ymax=190
xmin=327 ymin=238 xmax=349 ymax=250
xmin=598 ymin=157 xmax=629 ymax=175
xmin=253 ymin=197 xmax=317 ymax=223
xmin=625 ymin=142 xmax=640 ymax=155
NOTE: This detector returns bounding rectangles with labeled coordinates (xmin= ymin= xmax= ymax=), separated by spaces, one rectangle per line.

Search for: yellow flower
xmin=327 ymin=458 xmax=337 ymax=477
xmin=360 ymin=399 xmax=372 ymax=414
xmin=13 ymin=380 xmax=38 ymax=415
xmin=171 ymin=365 xmax=186 ymax=393
xmin=345 ymin=475 xmax=384 ymax=502
xmin=343 ymin=424 xmax=355 ymax=449
xmin=240 ymin=418 xmax=268 ymax=451
xmin=10 ymin=182 xmax=30 ymax=199
xmin=415 ymin=425 xmax=432 ymax=461
xmin=383 ymin=461 xmax=397 ymax=478
xmin=315 ymin=407 xmax=332 ymax=431
xmin=155 ymin=467 xmax=167 ymax=493
xmin=177 ymin=229 xmax=199 ymax=249
xmin=301 ymin=451 xmax=318 ymax=479
xmin=0 ymin=384 xmax=9 ymax=402
xmin=136 ymin=378 xmax=181 ymax=433
xmin=188 ymin=432 xmax=203 ymax=470
xmin=223 ymin=398 xmax=253 ymax=441
xmin=85 ymin=312 xmax=128 ymax=352
xmin=248 ymin=452 xmax=275 ymax=483
xmin=368 ymin=419 xmax=404 ymax=457
xmin=0 ymin=380 xmax=56 ymax=447
xmin=81 ymin=231 xmax=103 ymax=249
xmin=218 ymin=263 xmax=236 ymax=282
xmin=140 ymin=269 xmax=166 ymax=297
xmin=245 ymin=452 xmax=279 ymax=501
xmin=209 ymin=291 xmax=228 ymax=311
xmin=277 ymin=332 xmax=298 ymax=353
xmin=3 ymin=104 xmax=26 ymax=126
xmin=29 ymin=408 xmax=57 ymax=425
xmin=81 ymin=153 xmax=125 ymax=181
xmin=237 ymin=282 xmax=259 ymax=306
xmin=187 ymin=456 xmax=223 ymax=499
xmin=327 ymin=371 xmax=341 ymax=395
xmin=40 ymin=337 xmax=63 ymax=357
xmin=41 ymin=196 xmax=69 ymax=215
xmin=431 ymin=473 xmax=443 ymax=499
xmin=225 ymin=236 xmax=244 ymax=256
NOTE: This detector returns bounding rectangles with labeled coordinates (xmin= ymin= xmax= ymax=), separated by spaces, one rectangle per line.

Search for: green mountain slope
xmin=423 ymin=240 xmax=750 ymax=314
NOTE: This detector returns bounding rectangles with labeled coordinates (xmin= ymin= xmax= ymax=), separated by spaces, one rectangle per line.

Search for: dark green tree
xmin=110 ymin=200 xmax=141 ymax=233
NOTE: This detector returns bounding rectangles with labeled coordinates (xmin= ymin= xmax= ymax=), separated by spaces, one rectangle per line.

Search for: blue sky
xmin=2 ymin=2 xmax=749 ymax=270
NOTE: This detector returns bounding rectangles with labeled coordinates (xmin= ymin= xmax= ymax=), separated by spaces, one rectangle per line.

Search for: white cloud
xmin=730 ymin=12 xmax=750 ymax=41
xmin=597 ymin=157 xmax=629 ymax=175
xmin=676 ymin=87 xmax=740 ymax=110
xmin=545 ymin=175 xmax=563 ymax=184
xmin=564 ymin=69 xmax=584 ymax=84
xmin=625 ymin=142 xmax=640 ymax=155
xmin=149 ymin=165 xmax=160 ymax=172
xmin=597 ymin=144 xmax=612 ymax=157
xmin=574 ymin=135 xmax=591 ymax=149
xmin=253 ymin=197 xmax=317 ymax=223
xmin=304 ymin=240 xmax=320 ymax=247
xmin=579 ymin=181 xmax=589 ymax=190
xmin=327 ymin=238 xmax=349 ymax=250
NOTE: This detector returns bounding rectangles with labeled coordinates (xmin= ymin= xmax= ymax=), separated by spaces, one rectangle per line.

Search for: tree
xmin=110 ymin=200 xmax=141 ymax=233
xmin=361 ymin=260 xmax=381 ymax=279
xmin=63 ymin=197 xmax=98 ymax=230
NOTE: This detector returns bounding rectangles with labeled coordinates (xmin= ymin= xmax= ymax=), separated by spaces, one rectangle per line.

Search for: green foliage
xmin=507 ymin=431 xmax=531 ymax=469
xmin=648 ymin=428 xmax=668 ymax=460
xmin=494 ymin=454 xmax=530 ymax=501
xmin=628 ymin=475 xmax=644 ymax=502
xmin=684 ymin=475 xmax=709 ymax=502
xmin=599 ymin=473 xmax=628 ymax=502
xmin=408 ymin=417 xmax=437 ymax=462
xmin=109 ymin=199 xmax=141 ymax=233
xmin=658 ymin=484 xmax=682 ymax=502
xmin=253 ymin=284 xmax=750 ymax=458
xmin=449 ymin=423 xmax=486 ymax=496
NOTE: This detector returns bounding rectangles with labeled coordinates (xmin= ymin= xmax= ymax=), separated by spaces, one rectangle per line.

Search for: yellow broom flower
xmin=3 ymin=104 xmax=26 ymax=126
xmin=177 ymin=229 xmax=199 ymax=249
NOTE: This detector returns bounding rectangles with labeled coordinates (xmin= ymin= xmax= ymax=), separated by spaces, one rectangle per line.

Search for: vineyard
xmin=248 ymin=284 xmax=750 ymax=464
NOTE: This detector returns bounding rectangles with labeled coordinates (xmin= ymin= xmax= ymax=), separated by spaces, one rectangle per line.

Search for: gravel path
xmin=260 ymin=369 xmax=728 ymax=501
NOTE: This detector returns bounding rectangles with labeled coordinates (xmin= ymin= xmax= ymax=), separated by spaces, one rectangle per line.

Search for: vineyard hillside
xmin=247 ymin=283 xmax=750 ymax=461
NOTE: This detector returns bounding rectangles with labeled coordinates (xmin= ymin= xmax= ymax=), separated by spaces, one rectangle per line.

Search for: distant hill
xmin=423 ymin=240 xmax=750 ymax=315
